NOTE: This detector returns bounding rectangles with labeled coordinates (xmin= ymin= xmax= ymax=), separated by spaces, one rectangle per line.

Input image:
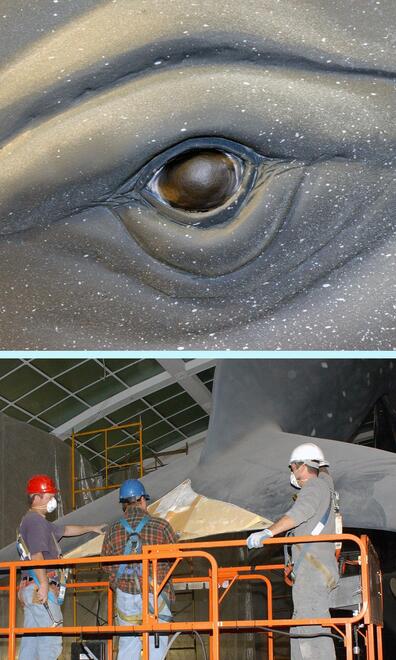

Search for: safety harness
xmin=115 ymin=516 xmax=173 ymax=624
xmin=16 ymin=528 xmax=69 ymax=606
xmin=284 ymin=489 xmax=340 ymax=587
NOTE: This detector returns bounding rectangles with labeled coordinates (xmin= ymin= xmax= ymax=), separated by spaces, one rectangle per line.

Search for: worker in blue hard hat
xmin=119 ymin=478 xmax=150 ymax=503
xmin=101 ymin=479 xmax=177 ymax=660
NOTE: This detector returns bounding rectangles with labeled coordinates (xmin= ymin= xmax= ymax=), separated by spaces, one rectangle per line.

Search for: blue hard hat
xmin=119 ymin=479 xmax=150 ymax=502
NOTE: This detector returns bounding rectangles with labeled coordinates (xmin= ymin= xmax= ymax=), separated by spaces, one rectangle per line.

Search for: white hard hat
xmin=289 ymin=442 xmax=329 ymax=468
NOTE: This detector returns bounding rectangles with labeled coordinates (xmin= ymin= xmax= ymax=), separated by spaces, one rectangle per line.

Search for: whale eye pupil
xmin=153 ymin=149 xmax=241 ymax=211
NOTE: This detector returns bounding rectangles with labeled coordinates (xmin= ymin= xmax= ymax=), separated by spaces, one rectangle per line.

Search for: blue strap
xmin=119 ymin=515 xmax=150 ymax=537
xmin=157 ymin=591 xmax=173 ymax=622
xmin=116 ymin=515 xmax=150 ymax=580
xmin=27 ymin=569 xmax=58 ymax=605
xmin=318 ymin=497 xmax=333 ymax=528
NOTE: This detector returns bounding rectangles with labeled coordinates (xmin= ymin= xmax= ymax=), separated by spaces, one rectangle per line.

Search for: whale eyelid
xmin=2 ymin=29 xmax=392 ymax=145
xmin=109 ymin=137 xmax=266 ymax=194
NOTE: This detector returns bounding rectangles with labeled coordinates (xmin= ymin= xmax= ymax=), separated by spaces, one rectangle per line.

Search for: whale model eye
xmin=111 ymin=137 xmax=303 ymax=279
xmin=108 ymin=138 xmax=260 ymax=229
xmin=147 ymin=149 xmax=243 ymax=212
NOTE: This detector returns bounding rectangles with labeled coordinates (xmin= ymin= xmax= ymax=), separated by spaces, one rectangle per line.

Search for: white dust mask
xmin=290 ymin=472 xmax=301 ymax=489
xmin=46 ymin=497 xmax=57 ymax=513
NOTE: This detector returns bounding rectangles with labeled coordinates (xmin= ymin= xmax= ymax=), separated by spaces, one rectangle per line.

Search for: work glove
xmin=246 ymin=528 xmax=273 ymax=549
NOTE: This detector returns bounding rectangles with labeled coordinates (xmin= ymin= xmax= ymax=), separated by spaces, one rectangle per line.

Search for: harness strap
xmin=114 ymin=515 xmax=173 ymax=621
xmin=116 ymin=609 xmax=142 ymax=624
xmin=119 ymin=516 xmax=150 ymax=537
xmin=17 ymin=527 xmax=60 ymax=606
xmin=50 ymin=532 xmax=69 ymax=605
xmin=129 ymin=573 xmax=172 ymax=619
xmin=116 ymin=515 xmax=150 ymax=580
xmin=116 ymin=592 xmax=173 ymax=623
xmin=26 ymin=568 xmax=59 ymax=605
xmin=51 ymin=532 xmax=63 ymax=559
xmin=283 ymin=531 xmax=294 ymax=575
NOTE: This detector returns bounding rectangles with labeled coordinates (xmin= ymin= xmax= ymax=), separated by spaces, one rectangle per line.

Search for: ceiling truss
xmin=0 ymin=358 xmax=216 ymax=472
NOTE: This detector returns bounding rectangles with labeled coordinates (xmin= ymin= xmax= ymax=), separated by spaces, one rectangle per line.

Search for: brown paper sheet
xmin=65 ymin=480 xmax=271 ymax=558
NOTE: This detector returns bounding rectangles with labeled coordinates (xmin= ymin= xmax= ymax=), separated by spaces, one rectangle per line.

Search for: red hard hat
xmin=26 ymin=475 xmax=58 ymax=495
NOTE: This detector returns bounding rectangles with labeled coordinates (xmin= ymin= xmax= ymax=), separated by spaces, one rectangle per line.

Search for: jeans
xmin=19 ymin=583 xmax=62 ymax=660
xmin=116 ymin=589 xmax=170 ymax=660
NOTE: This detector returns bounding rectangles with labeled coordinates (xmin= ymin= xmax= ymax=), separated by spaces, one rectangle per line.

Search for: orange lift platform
xmin=0 ymin=533 xmax=383 ymax=659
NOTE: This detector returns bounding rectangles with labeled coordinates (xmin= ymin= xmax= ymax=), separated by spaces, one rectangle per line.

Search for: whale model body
xmin=192 ymin=359 xmax=396 ymax=530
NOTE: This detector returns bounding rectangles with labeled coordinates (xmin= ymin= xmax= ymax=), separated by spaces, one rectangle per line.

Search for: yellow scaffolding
xmin=71 ymin=420 xmax=144 ymax=510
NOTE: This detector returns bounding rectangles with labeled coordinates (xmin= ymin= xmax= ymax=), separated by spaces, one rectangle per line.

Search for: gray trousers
xmin=290 ymin=563 xmax=337 ymax=660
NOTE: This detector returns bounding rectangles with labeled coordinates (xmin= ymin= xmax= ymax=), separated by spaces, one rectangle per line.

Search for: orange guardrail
xmin=0 ymin=533 xmax=383 ymax=659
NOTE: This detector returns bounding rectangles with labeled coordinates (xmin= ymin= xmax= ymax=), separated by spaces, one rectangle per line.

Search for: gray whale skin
xmin=0 ymin=0 xmax=395 ymax=349
xmin=191 ymin=359 xmax=396 ymax=532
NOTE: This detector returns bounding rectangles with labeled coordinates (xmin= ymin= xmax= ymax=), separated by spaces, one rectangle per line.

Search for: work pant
xmin=18 ymin=583 xmax=62 ymax=660
xmin=290 ymin=563 xmax=337 ymax=660
xmin=116 ymin=589 xmax=170 ymax=660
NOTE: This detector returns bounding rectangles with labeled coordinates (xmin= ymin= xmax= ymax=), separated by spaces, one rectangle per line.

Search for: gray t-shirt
xmin=285 ymin=472 xmax=337 ymax=569
xmin=20 ymin=510 xmax=65 ymax=560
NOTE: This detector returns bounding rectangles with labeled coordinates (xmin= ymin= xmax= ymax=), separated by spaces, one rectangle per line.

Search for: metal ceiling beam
xmin=52 ymin=359 xmax=215 ymax=440
xmin=157 ymin=359 xmax=213 ymax=414
xmin=183 ymin=358 xmax=217 ymax=376
xmin=52 ymin=371 xmax=174 ymax=439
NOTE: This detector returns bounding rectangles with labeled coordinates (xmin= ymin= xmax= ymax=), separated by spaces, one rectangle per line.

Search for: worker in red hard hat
xmin=18 ymin=474 xmax=106 ymax=660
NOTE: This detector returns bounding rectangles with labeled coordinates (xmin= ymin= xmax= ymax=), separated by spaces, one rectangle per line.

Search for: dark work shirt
xmin=19 ymin=510 xmax=65 ymax=559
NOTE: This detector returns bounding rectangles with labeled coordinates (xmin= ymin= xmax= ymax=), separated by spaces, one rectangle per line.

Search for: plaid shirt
xmin=101 ymin=506 xmax=177 ymax=602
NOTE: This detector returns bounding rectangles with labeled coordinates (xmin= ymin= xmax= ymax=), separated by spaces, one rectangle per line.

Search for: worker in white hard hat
xmin=247 ymin=442 xmax=339 ymax=660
